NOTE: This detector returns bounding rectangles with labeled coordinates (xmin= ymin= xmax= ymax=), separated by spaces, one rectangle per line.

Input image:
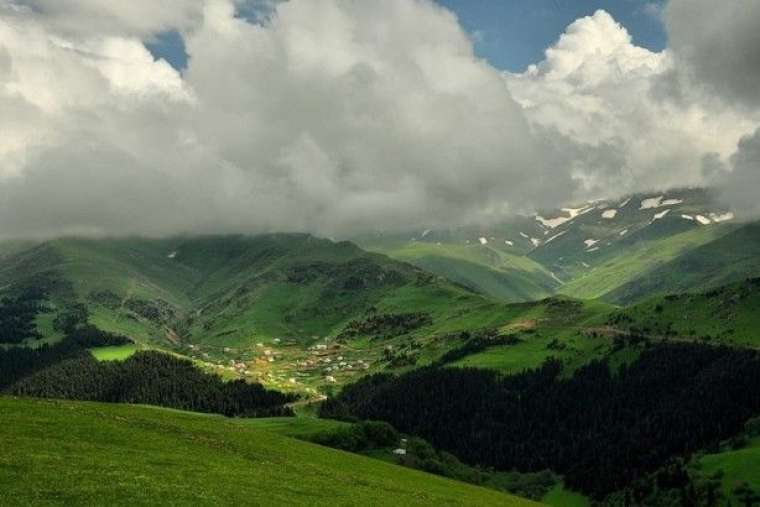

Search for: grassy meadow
xmin=0 ymin=397 xmax=537 ymax=506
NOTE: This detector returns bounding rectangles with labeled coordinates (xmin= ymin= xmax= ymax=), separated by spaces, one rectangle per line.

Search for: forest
xmin=8 ymin=351 xmax=295 ymax=417
xmin=320 ymin=342 xmax=760 ymax=499
xmin=1 ymin=325 xmax=295 ymax=417
xmin=0 ymin=285 xmax=48 ymax=344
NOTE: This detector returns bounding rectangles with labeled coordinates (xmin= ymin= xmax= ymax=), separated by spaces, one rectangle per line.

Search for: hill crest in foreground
xmin=0 ymin=397 xmax=537 ymax=506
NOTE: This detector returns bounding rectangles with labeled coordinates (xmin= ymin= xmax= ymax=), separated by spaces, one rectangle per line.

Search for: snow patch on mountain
xmin=167 ymin=251 xmax=178 ymax=259
xmin=584 ymin=239 xmax=599 ymax=248
xmin=640 ymin=196 xmax=664 ymax=210
xmin=640 ymin=196 xmax=684 ymax=210
xmin=530 ymin=238 xmax=542 ymax=247
xmin=709 ymin=212 xmax=735 ymax=223
xmin=602 ymin=209 xmax=618 ymax=219
xmin=545 ymin=231 xmax=568 ymax=244
xmin=652 ymin=209 xmax=671 ymax=222
xmin=505 ymin=240 xmax=514 ymax=246
xmin=535 ymin=205 xmax=595 ymax=229
xmin=520 ymin=232 xmax=529 ymax=239
xmin=695 ymin=215 xmax=711 ymax=225
xmin=681 ymin=214 xmax=694 ymax=221
xmin=535 ymin=215 xmax=568 ymax=229
xmin=479 ymin=237 xmax=488 ymax=245
xmin=619 ymin=197 xmax=632 ymax=208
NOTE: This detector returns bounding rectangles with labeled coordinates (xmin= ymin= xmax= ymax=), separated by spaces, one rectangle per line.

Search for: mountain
xmin=360 ymin=240 xmax=560 ymax=302
xmin=0 ymin=397 xmax=535 ymax=506
xmin=0 ymin=234 xmax=514 ymax=391
xmin=353 ymin=217 xmax=558 ymax=302
xmin=355 ymin=187 xmax=747 ymax=304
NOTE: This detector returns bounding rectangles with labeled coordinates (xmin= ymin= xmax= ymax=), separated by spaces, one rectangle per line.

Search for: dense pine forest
xmin=321 ymin=342 xmax=760 ymax=499
xmin=9 ymin=351 xmax=295 ymax=417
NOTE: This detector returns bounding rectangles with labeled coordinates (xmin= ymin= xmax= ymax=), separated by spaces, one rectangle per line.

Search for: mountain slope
xmin=605 ymin=223 xmax=760 ymax=303
xmin=365 ymin=242 xmax=559 ymax=301
xmin=0 ymin=234 xmax=500 ymax=344
xmin=355 ymin=188 xmax=742 ymax=304
xmin=608 ymin=277 xmax=760 ymax=347
xmin=555 ymin=224 xmax=732 ymax=302
xmin=0 ymin=234 xmax=519 ymax=391
xmin=0 ymin=397 xmax=535 ymax=506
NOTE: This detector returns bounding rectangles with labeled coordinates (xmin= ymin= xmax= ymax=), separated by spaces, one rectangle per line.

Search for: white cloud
xmin=0 ymin=1 xmax=759 ymax=239
xmin=506 ymin=10 xmax=758 ymax=198
xmin=0 ymin=0 xmax=581 ymax=238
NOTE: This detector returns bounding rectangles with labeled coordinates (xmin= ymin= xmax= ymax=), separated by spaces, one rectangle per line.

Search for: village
xmin=181 ymin=336 xmax=378 ymax=393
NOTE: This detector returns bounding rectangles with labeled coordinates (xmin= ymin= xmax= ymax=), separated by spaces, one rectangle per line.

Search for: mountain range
xmin=4 ymin=186 xmax=760 ymax=505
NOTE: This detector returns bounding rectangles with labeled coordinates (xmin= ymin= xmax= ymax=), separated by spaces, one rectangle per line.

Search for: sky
xmin=437 ymin=0 xmax=668 ymax=71
xmin=1 ymin=0 xmax=760 ymax=238
xmin=145 ymin=0 xmax=670 ymax=74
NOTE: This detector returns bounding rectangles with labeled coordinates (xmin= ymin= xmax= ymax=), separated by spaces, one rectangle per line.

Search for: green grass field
xmin=90 ymin=344 xmax=139 ymax=361
xmin=697 ymin=437 xmax=760 ymax=501
xmin=233 ymin=415 xmax=351 ymax=439
xmin=0 ymin=397 xmax=538 ymax=506
xmin=542 ymin=484 xmax=590 ymax=507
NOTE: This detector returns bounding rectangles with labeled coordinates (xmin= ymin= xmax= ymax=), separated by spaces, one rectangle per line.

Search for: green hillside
xmin=365 ymin=242 xmax=559 ymax=302
xmin=0 ymin=234 xmax=519 ymax=391
xmin=698 ymin=437 xmax=760 ymax=502
xmin=608 ymin=277 xmax=760 ymax=347
xmin=4 ymin=211 xmax=760 ymax=394
xmin=556 ymin=224 xmax=731 ymax=302
xmin=606 ymin=223 xmax=760 ymax=303
xmin=0 ymin=234 xmax=507 ymax=345
xmin=439 ymin=297 xmax=615 ymax=375
xmin=0 ymin=397 xmax=536 ymax=506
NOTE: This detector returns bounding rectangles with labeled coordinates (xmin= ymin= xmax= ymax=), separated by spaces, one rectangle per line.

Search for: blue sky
xmin=147 ymin=0 xmax=668 ymax=73
xmin=436 ymin=0 xmax=668 ymax=71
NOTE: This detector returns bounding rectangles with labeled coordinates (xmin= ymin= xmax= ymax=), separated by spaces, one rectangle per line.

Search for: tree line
xmin=0 ymin=285 xmax=48 ymax=344
xmin=8 ymin=350 xmax=295 ymax=417
xmin=321 ymin=343 xmax=760 ymax=499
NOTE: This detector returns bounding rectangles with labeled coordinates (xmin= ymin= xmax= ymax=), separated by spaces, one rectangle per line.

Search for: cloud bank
xmin=0 ymin=0 xmax=759 ymax=238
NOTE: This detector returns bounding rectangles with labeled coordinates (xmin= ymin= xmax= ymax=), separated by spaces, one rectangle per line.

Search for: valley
xmin=3 ymin=187 xmax=760 ymax=505
xmin=2 ymin=188 xmax=759 ymax=396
